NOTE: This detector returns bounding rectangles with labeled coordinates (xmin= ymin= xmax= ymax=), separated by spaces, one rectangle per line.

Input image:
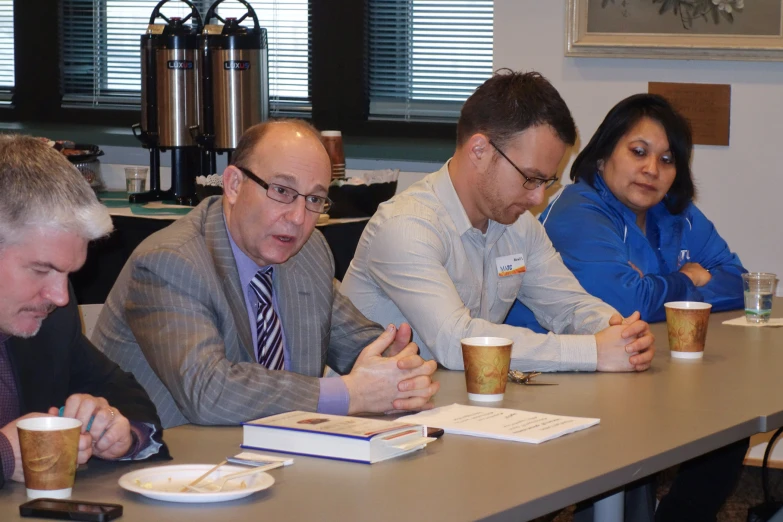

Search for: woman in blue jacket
xmin=507 ymin=94 xmax=748 ymax=522
xmin=508 ymin=93 xmax=745 ymax=326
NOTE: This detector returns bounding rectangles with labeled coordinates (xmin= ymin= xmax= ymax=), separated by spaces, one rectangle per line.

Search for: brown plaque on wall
xmin=648 ymin=82 xmax=731 ymax=146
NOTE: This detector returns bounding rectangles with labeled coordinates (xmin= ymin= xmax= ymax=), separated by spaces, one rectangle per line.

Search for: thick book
xmin=241 ymin=411 xmax=434 ymax=464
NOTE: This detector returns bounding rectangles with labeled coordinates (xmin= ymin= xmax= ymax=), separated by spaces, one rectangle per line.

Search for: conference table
xmin=2 ymin=306 xmax=782 ymax=521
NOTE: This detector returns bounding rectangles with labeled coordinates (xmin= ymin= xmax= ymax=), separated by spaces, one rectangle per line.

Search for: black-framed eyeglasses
xmin=488 ymin=140 xmax=559 ymax=190
xmin=234 ymin=165 xmax=332 ymax=213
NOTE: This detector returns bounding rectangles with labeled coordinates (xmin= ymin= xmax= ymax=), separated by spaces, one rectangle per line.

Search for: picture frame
xmin=566 ymin=0 xmax=783 ymax=61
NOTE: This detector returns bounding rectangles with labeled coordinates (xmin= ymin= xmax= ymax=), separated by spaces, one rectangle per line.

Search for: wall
xmin=495 ymin=0 xmax=783 ymax=292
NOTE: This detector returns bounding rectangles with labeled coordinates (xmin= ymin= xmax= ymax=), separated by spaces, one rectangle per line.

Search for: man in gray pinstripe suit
xmin=93 ymin=120 xmax=439 ymax=428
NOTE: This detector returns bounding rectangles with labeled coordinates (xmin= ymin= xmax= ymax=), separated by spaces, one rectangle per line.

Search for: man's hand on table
xmin=342 ymin=324 xmax=439 ymax=415
xmin=597 ymin=312 xmax=655 ymax=372
xmin=48 ymin=393 xmax=133 ymax=461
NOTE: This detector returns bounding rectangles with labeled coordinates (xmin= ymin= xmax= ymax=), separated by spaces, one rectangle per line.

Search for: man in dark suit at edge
xmin=0 ymin=135 xmax=167 ymax=489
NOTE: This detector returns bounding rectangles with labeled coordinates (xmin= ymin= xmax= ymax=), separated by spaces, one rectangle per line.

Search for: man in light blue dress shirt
xmin=341 ymin=71 xmax=655 ymax=374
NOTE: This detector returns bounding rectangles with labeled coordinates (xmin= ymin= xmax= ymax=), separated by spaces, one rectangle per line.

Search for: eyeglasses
xmin=234 ymin=165 xmax=332 ymax=213
xmin=488 ymin=140 xmax=558 ymax=190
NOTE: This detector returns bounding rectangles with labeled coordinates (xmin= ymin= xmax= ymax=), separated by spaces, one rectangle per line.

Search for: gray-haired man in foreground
xmin=0 ymin=136 xmax=166 ymax=490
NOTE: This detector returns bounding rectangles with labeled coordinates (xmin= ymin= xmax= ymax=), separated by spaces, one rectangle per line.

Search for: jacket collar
xmin=593 ymin=174 xmax=643 ymax=227
xmin=203 ymin=199 xmax=255 ymax=359
xmin=591 ymin=173 xmax=681 ymax=240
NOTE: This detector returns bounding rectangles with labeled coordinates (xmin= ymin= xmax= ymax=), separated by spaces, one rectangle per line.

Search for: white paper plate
xmin=118 ymin=464 xmax=274 ymax=503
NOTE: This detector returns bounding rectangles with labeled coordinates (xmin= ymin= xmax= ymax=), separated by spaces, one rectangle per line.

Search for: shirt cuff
xmin=558 ymin=334 xmax=598 ymax=372
xmin=0 ymin=432 xmax=15 ymax=480
xmin=317 ymin=377 xmax=350 ymax=415
xmin=119 ymin=422 xmax=162 ymax=461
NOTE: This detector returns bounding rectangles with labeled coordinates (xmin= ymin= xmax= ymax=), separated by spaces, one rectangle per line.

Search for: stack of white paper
xmin=400 ymin=403 xmax=600 ymax=444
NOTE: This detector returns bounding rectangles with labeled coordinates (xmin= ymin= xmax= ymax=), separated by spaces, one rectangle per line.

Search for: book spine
xmin=239 ymin=444 xmax=372 ymax=465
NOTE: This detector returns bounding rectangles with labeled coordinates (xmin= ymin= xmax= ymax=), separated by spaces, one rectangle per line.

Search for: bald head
xmin=221 ymin=119 xmax=332 ymax=267
xmin=231 ymin=119 xmax=328 ymax=171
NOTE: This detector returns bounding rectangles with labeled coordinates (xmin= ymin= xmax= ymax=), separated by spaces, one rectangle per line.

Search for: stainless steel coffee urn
xmin=197 ymin=0 xmax=269 ymax=169
xmin=132 ymin=0 xmax=203 ymax=205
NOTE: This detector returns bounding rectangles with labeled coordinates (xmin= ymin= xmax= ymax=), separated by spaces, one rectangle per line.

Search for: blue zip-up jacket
xmin=506 ymin=175 xmax=746 ymax=327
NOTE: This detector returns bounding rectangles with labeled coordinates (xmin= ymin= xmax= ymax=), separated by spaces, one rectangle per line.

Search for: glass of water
xmin=124 ymin=166 xmax=148 ymax=195
xmin=742 ymin=272 xmax=777 ymax=323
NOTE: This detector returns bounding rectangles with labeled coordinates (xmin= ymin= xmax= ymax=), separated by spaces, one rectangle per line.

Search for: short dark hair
xmin=570 ymin=93 xmax=695 ymax=215
xmin=456 ymin=69 xmax=577 ymax=149
xmin=230 ymin=118 xmax=321 ymax=170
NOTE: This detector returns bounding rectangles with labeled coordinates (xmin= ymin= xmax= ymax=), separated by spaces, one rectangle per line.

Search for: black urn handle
xmin=204 ymin=0 xmax=261 ymax=30
xmin=148 ymin=0 xmax=204 ymax=30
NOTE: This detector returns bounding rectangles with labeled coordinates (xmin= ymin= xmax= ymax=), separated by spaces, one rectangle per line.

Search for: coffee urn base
xmin=129 ymin=189 xmax=168 ymax=204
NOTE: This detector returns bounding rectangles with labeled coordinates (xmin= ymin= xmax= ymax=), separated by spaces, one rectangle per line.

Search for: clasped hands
xmin=0 ymin=394 xmax=132 ymax=482
xmin=342 ymin=323 xmax=439 ymax=415
xmin=595 ymin=311 xmax=656 ymax=372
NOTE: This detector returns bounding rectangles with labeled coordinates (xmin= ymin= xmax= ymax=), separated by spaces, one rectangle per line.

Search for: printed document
xmin=400 ymin=403 xmax=599 ymax=444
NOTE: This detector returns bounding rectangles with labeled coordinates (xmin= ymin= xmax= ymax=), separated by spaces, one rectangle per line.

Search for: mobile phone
xmin=20 ymin=499 xmax=123 ymax=522
xmin=426 ymin=427 xmax=445 ymax=438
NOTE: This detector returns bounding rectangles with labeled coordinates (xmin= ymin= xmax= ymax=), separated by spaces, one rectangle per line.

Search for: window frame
xmin=3 ymin=0 xmax=463 ymax=141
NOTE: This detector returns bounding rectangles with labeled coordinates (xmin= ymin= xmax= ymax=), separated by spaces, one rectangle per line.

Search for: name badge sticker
xmin=496 ymin=254 xmax=526 ymax=277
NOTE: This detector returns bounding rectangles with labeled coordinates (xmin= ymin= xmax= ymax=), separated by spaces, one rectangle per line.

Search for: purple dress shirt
xmin=0 ymin=333 xmax=19 ymax=479
xmin=226 ymin=221 xmax=349 ymax=415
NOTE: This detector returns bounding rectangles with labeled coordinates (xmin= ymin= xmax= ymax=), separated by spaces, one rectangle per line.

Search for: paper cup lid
xmin=17 ymin=417 xmax=82 ymax=431
xmin=321 ymin=130 xmax=342 ymax=137
xmin=461 ymin=337 xmax=513 ymax=347
xmin=664 ymin=301 xmax=712 ymax=310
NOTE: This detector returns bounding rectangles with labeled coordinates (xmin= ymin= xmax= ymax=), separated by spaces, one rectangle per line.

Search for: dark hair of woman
xmin=570 ymin=93 xmax=695 ymax=215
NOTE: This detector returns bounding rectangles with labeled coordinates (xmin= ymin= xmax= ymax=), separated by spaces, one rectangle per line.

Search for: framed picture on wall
xmin=566 ymin=0 xmax=783 ymax=61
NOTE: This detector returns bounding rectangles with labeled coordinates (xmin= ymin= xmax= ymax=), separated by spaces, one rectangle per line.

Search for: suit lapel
xmin=203 ymin=201 xmax=255 ymax=360
xmin=275 ymin=255 xmax=301 ymax=373
xmin=276 ymin=249 xmax=322 ymax=376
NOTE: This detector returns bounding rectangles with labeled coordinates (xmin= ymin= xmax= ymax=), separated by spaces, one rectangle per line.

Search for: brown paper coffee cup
xmin=17 ymin=416 xmax=82 ymax=499
xmin=664 ymin=301 xmax=712 ymax=359
xmin=320 ymin=131 xmax=345 ymax=180
xmin=461 ymin=337 xmax=513 ymax=401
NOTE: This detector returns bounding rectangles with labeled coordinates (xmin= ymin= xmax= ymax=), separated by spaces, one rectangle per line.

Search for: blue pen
xmin=58 ymin=406 xmax=94 ymax=432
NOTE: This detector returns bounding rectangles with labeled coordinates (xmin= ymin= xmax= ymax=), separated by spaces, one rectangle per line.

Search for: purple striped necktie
xmin=249 ymin=268 xmax=284 ymax=370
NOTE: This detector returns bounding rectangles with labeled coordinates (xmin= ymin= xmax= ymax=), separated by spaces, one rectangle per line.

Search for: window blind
xmin=60 ymin=0 xmax=310 ymax=116
xmin=0 ymin=0 xmax=14 ymax=104
xmin=368 ymin=0 xmax=493 ymax=122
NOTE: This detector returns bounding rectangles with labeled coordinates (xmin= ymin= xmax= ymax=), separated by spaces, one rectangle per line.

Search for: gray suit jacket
xmin=93 ymin=196 xmax=382 ymax=428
